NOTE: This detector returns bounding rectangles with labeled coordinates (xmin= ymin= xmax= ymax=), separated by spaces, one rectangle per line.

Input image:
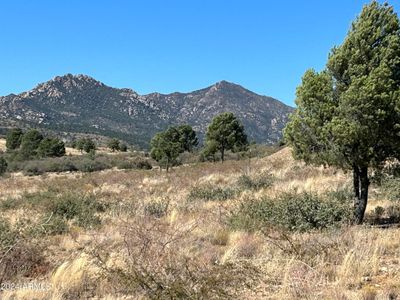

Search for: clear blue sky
xmin=0 ymin=1 xmax=398 ymax=106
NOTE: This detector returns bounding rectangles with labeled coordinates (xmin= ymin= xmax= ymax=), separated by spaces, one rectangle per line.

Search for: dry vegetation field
xmin=0 ymin=147 xmax=399 ymax=299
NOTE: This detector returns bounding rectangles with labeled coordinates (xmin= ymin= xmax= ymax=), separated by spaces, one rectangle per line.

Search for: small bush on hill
xmin=51 ymin=193 xmax=106 ymax=229
xmin=116 ymin=158 xmax=152 ymax=170
xmin=236 ymin=173 xmax=274 ymax=191
xmin=188 ymin=184 xmax=237 ymax=202
xmin=1 ymin=191 xmax=107 ymax=230
xmin=144 ymin=198 xmax=170 ymax=218
xmin=73 ymin=158 xmax=110 ymax=173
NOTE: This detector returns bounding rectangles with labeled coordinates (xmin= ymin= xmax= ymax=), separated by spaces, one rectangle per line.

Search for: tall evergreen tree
xmin=5 ymin=128 xmax=23 ymax=150
xmin=284 ymin=1 xmax=400 ymax=224
xmin=20 ymin=129 xmax=44 ymax=159
xmin=205 ymin=112 xmax=248 ymax=162
xmin=176 ymin=125 xmax=198 ymax=152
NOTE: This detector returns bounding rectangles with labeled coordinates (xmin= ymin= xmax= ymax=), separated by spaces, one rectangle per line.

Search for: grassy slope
xmin=0 ymin=147 xmax=399 ymax=299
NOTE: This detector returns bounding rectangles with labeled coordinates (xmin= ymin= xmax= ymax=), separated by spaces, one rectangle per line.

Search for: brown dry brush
xmin=0 ymin=216 xmax=53 ymax=284
xmin=90 ymin=217 xmax=260 ymax=299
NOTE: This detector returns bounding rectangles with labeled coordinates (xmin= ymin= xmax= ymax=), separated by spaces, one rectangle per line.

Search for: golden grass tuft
xmin=50 ymin=254 xmax=102 ymax=297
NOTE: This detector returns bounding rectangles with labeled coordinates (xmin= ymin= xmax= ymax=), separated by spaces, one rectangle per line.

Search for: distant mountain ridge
xmin=0 ymin=74 xmax=294 ymax=148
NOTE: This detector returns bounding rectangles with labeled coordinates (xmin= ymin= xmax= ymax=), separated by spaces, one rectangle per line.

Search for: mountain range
xmin=0 ymin=74 xmax=294 ymax=149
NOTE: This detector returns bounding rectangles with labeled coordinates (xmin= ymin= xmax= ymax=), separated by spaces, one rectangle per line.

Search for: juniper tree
xmin=284 ymin=1 xmax=400 ymax=224
xmin=150 ymin=128 xmax=182 ymax=172
xmin=5 ymin=128 xmax=23 ymax=150
xmin=107 ymin=138 xmax=120 ymax=152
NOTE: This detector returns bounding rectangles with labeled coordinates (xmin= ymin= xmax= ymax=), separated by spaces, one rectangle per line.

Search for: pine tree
xmin=37 ymin=138 xmax=66 ymax=157
xmin=20 ymin=129 xmax=44 ymax=159
xmin=205 ymin=112 xmax=248 ymax=162
xmin=176 ymin=125 xmax=198 ymax=152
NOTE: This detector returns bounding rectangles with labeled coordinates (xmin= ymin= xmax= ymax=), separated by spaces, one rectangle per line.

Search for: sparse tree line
xmin=106 ymin=138 xmax=128 ymax=152
xmin=71 ymin=138 xmax=97 ymax=154
xmin=6 ymin=128 xmax=66 ymax=159
xmin=0 ymin=113 xmax=250 ymax=176
xmin=0 ymin=128 xmax=138 ymax=176
xmin=150 ymin=112 xmax=249 ymax=171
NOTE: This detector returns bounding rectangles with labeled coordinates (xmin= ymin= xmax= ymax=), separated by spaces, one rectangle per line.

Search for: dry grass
xmin=0 ymin=147 xmax=399 ymax=299
xmin=0 ymin=138 xmax=6 ymax=152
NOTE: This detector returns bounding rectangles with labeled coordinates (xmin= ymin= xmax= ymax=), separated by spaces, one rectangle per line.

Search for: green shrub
xmin=47 ymin=159 xmax=78 ymax=172
xmin=381 ymin=177 xmax=400 ymax=201
xmin=134 ymin=159 xmax=153 ymax=170
xmin=119 ymin=143 xmax=128 ymax=152
xmin=236 ymin=174 xmax=274 ymax=191
xmin=144 ymin=198 xmax=170 ymax=218
xmin=0 ymin=218 xmax=17 ymax=251
xmin=230 ymin=191 xmax=352 ymax=232
xmin=23 ymin=161 xmax=45 ymax=176
xmin=0 ymin=197 xmax=23 ymax=210
xmin=19 ymin=191 xmax=57 ymax=211
xmin=116 ymin=158 xmax=152 ymax=170
xmin=325 ymin=187 xmax=354 ymax=202
xmin=188 ymin=185 xmax=237 ymax=202
xmin=387 ymin=205 xmax=400 ymax=223
xmin=30 ymin=214 xmax=69 ymax=236
xmin=74 ymin=158 xmax=110 ymax=173
xmin=51 ymin=193 xmax=106 ymax=228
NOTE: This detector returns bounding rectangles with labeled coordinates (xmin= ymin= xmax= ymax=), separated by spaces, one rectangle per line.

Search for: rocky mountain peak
xmin=49 ymin=73 xmax=105 ymax=89
xmin=208 ymin=80 xmax=250 ymax=94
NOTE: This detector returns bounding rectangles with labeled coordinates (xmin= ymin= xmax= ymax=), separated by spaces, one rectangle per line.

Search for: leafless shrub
xmin=91 ymin=217 xmax=259 ymax=298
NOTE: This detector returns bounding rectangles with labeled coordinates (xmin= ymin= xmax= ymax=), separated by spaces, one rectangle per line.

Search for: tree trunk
xmin=166 ymin=157 xmax=169 ymax=173
xmin=353 ymin=165 xmax=360 ymax=200
xmin=221 ymin=147 xmax=225 ymax=163
xmin=353 ymin=166 xmax=369 ymax=224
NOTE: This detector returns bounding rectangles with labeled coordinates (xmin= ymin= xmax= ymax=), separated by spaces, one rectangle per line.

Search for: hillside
xmin=0 ymin=148 xmax=399 ymax=299
xmin=0 ymin=74 xmax=293 ymax=148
